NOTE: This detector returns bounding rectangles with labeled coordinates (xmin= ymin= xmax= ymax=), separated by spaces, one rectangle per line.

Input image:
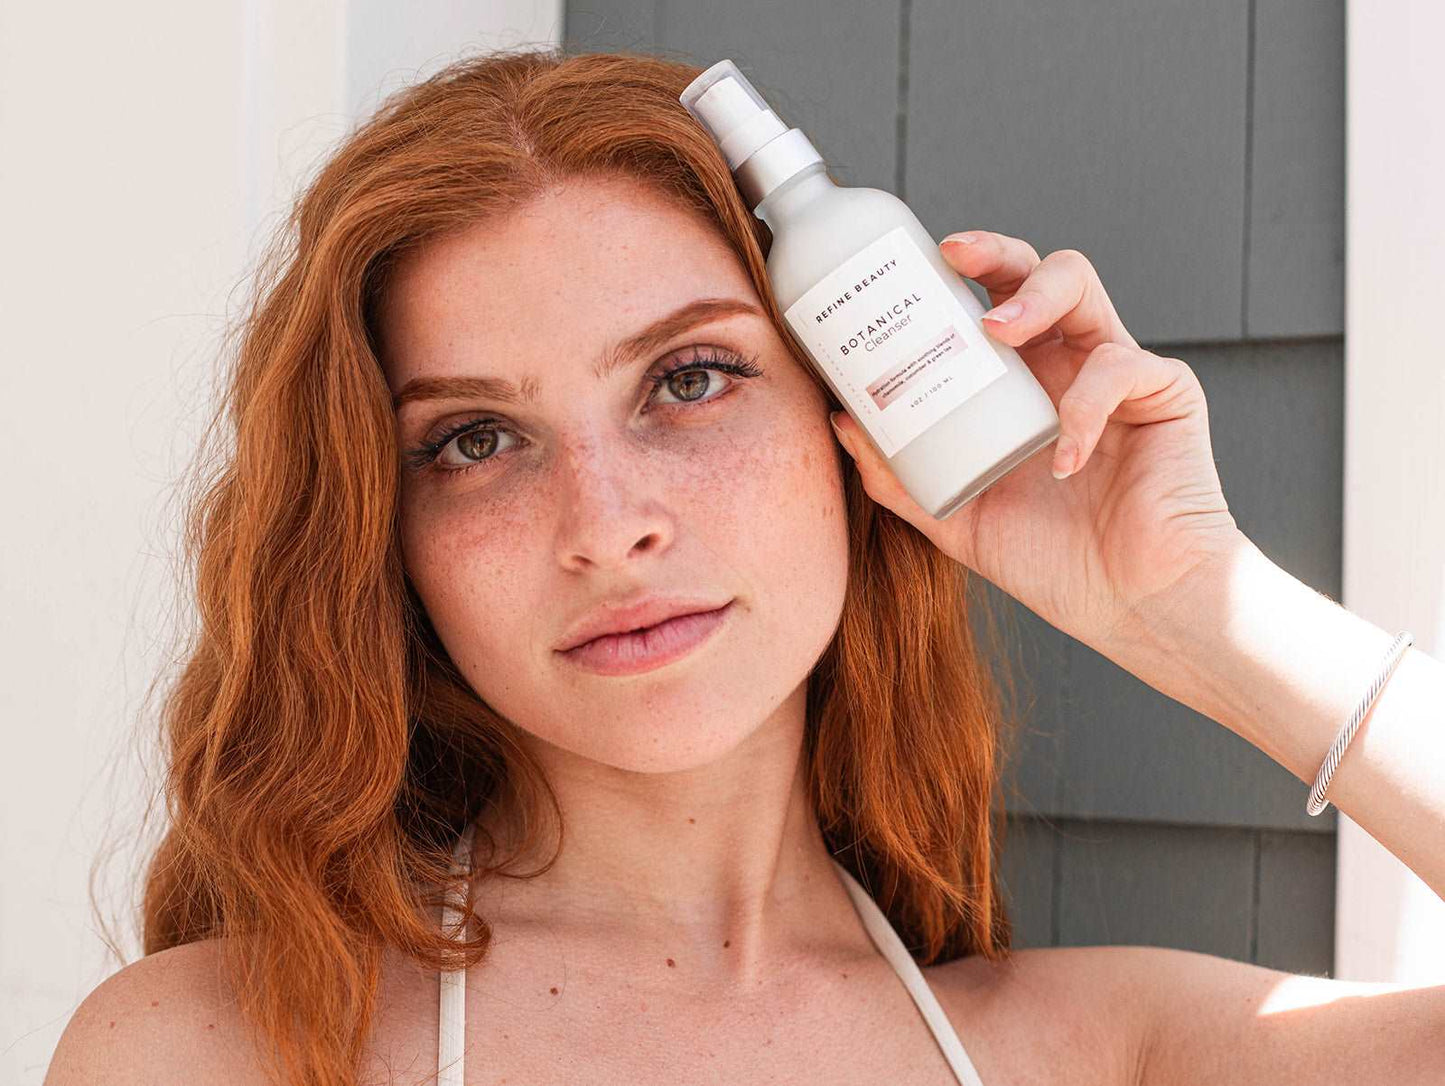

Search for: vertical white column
xmin=1339 ymin=0 xmax=1445 ymax=984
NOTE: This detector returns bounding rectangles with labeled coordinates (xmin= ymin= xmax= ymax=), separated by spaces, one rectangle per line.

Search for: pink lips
xmin=558 ymin=600 xmax=734 ymax=676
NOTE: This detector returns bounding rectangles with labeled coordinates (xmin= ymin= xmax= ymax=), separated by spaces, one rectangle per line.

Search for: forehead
xmin=376 ymin=177 xmax=757 ymax=389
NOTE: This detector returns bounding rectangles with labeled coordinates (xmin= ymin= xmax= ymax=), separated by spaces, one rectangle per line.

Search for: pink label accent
xmin=866 ymin=324 xmax=968 ymax=410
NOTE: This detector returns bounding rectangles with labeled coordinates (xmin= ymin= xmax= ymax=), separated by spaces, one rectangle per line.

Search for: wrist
xmin=1099 ymin=533 xmax=1398 ymax=780
xmin=1100 ymin=528 xmax=1257 ymax=701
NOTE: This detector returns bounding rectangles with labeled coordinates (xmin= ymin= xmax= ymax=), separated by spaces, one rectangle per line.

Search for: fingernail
xmin=982 ymin=299 xmax=1024 ymax=324
xmin=942 ymin=232 xmax=979 ymax=247
xmin=1052 ymin=435 xmax=1079 ymax=479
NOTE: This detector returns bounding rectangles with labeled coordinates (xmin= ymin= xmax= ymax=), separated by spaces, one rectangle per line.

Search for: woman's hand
xmin=828 ymin=230 xmax=1245 ymax=655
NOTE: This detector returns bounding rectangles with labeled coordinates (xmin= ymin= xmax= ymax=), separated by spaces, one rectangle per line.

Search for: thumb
xmin=829 ymin=410 xmax=933 ymax=524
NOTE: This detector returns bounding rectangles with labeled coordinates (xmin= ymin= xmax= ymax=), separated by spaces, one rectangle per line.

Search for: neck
xmin=467 ymin=682 xmax=866 ymax=990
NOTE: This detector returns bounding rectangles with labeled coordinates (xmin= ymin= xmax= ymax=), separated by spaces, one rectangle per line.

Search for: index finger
xmin=938 ymin=230 xmax=1042 ymax=305
xmin=941 ymin=232 xmax=1138 ymax=352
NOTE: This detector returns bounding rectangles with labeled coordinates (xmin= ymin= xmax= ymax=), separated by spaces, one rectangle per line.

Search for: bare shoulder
xmin=929 ymin=942 xmax=1445 ymax=1086
xmin=923 ymin=943 xmax=1163 ymax=1086
xmin=1074 ymin=943 xmax=1440 ymax=1086
xmin=44 ymin=937 xmax=268 ymax=1086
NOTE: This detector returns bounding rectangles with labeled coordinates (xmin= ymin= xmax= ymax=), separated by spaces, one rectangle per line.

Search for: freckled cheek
xmin=676 ymin=419 xmax=772 ymax=491
xmin=666 ymin=410 xmax=839 ymax=516
xmin=746 ymin=411 xmax=836 ymax=495
xmin=399 ymin=489 xmax=539 ymax=603
xmin=741 ymin=413 xmax=848 ymax=587
xmin=703 ymin=413 xmax=848 ymax=636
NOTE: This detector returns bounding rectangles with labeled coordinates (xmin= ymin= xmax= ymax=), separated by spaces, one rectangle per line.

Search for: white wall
xmin=1338 ymin=0 xmax=1445 ymax=983
xmin=0 ymin=2 xmax=561 ymax=1080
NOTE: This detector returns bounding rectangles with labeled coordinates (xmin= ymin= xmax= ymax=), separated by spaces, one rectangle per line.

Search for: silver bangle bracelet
xmin=1305 ymin=630 xmax=1414 ymax=816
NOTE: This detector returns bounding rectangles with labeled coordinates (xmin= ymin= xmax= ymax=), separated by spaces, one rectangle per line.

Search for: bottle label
xmin=782 ymin=225 xmax=1007 ymax=458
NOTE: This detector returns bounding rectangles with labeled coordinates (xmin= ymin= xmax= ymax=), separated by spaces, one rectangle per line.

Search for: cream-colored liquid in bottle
xmin=680 ymin=59 xmax=1060 ymax=519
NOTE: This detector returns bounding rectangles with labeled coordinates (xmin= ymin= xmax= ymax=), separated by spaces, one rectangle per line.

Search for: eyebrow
xmin=390 ymin=296 xmax=765 ymax=411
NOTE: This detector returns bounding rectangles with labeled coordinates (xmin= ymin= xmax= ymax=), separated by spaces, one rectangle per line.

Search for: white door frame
xmin=1339 ymin=0 xmax=1445 ymax=983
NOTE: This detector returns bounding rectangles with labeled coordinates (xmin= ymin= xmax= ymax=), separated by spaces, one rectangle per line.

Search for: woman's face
xmin=377 ymin=175 xmax=849 ymax=773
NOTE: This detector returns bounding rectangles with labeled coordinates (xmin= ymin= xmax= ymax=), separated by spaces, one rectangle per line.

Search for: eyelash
xmin=403 ymin=345 xmax=764 ymax=478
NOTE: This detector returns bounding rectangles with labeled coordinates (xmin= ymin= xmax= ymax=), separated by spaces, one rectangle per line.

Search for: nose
xmin=551 ymin=430 xmax=676 ymax=573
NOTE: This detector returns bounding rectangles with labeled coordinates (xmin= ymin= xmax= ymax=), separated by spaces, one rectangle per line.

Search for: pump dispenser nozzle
xmin=680 ymin=59 xmax=824 ymax=209
xmin=679 ymin=59 xmax=786 ymax=169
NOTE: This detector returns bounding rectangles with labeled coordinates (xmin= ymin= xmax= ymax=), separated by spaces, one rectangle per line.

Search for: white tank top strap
xmin=438 ymin=819 xmax=476 ymax=1086
xmin=436 ymin=823 xmax=986 ymax=1086
xmin=828 ymin=858 xmax=987 ymax=1086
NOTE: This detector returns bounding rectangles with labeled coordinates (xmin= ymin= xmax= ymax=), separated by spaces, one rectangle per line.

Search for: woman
xmin=47 ymin=46 xmax=1445 ymax=1086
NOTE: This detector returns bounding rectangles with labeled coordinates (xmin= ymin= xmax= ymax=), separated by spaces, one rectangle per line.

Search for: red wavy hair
xmin=127 ymin=45 xmax=1022 ymax=1086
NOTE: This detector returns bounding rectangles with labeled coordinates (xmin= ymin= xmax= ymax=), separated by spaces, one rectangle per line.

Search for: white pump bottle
xmin=680 ymin=59 xmax=1060 ymax=519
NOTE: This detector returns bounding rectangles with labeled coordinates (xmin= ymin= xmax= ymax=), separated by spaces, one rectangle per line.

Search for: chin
xmin=529 ymin=691 xmax=779 ymax=775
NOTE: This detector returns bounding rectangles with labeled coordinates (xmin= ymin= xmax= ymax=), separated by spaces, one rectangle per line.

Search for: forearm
xmin=1105 ymin=531 xmax=1445 ymax=901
